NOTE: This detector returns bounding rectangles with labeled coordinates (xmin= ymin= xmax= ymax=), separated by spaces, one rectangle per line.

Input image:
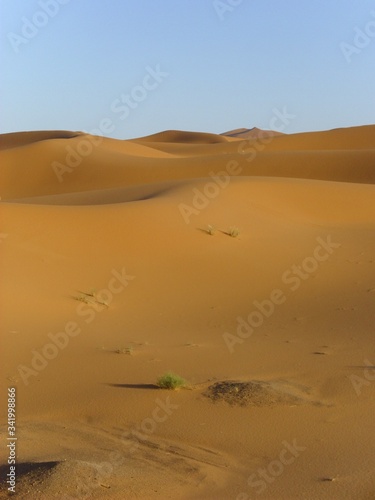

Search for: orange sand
xmin=1 ymin=125 xmax=375 ymax=499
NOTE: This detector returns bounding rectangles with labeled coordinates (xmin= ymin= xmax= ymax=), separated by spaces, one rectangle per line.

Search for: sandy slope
xmin=0 ymin=125 xmax=375 ymax=499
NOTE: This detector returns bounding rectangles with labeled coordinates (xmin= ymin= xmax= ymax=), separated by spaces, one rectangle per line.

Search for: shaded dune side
xmin=221 ymin=127 xmax=284 ymax=140
xmin=11 ymin=181 xmax=176 ymax=205
xmin=6 ymin=177 xmax=375 ymax=231
xmin=135 ymin=129 xmax=231 ymax=143
xmin=0 ymin=130 xmax=83 ymax=151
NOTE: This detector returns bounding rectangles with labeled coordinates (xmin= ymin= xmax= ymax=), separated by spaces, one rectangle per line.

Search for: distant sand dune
xmin=0 ymin=125 xmax=374 ymax=200
xmin=221 ymin=126 xmax=284 ymax=140
xmin=136 ymin=129 xmax=231 ymax=143
xmin=0 ymin=130 xmax=82 ymax=151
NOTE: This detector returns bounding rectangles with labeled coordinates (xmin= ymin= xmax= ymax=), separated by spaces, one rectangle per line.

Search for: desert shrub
xmin=157 ymin=372 xmax=186 ymax=390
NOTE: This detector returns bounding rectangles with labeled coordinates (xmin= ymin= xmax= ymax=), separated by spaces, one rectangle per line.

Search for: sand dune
xmin=1 ymin=125 xmax=375 ymax=498
xmin=1 ymin=125 xmax=375 ymax=201
xmin=136 ymin=129 xmax=231 ymax=143
xmin=0 ymin=130 xmax=82 ymax=151
xmin=221 ymin=127 xmax=284 ymax=140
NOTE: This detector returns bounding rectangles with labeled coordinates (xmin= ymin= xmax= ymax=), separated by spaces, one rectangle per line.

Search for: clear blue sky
xmin=1 ymin=0 xmax=374 ymax=139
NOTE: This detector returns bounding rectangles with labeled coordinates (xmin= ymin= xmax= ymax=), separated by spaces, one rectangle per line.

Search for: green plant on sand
xmin=157 ymin=372 xmax=186 ymax=390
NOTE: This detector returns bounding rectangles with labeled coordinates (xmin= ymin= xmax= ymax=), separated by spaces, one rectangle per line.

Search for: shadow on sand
xmin=106 ymin=383 xmax=159 ymax=390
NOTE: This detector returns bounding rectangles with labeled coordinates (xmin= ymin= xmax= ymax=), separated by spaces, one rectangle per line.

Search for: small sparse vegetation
xmin=72 ymin=290 xmax=109 ymax=307
xmin=206 ymin=224 xmax=216 ymax=235
xmin=115 ymin=346 xmax=133 ymax=355
xmin=227 ymin=226 xmax=240 ymax=238
xmin=157 ymin=372 xmax=186 ymax=390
